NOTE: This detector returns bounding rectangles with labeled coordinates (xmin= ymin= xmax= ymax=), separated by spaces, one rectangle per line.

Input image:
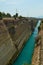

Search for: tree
xmin=15 ymin=13 xmax=18 ymax=17
xmin=0 ymin=12 xmax=11 ymax=18
xmin=13 ymin=15 xmax=16 ymax=19
xmin=13 ymin=13 xmax=18 ymax=19
xmin=6 ymin=13 xmax=11 ymax=17
xmin=2 ymin=12 xmax=6 ymax=17
xmin=0 ymin=12 xmax=2 ymax=19
xmin=19 ymin=15 xmax=22 ymax=19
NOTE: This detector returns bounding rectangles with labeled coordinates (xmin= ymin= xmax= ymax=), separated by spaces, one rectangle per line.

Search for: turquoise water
xmin=13 ymin=20 xmax=41 ymax=65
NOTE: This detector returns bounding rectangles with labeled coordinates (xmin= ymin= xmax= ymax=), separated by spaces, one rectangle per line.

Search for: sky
xmin=0 ymin=0 xmax=43 ymax=17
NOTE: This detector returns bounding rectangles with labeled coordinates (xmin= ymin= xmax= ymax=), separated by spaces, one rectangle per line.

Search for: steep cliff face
xmin=39 ymin=21 xmax=43 ymax=65
xmin=0 ymin=18 xmax=37 ymax=65
xmin=0 ymin=20 xmax=17 ymax=65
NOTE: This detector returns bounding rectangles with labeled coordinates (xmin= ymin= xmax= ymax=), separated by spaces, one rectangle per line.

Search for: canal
xmin=12 ymin=20 xmax=41 ymax=65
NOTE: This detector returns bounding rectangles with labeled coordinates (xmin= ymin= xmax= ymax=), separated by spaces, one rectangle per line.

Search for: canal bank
xmin=32 ymin=34 xmax=41 ymax=65
xmin=12 ymin=20 xmax=41 ymax=65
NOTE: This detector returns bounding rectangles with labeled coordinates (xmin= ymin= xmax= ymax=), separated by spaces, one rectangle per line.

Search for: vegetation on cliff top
xmin=0 ymin=12 xmax=23 ymax=20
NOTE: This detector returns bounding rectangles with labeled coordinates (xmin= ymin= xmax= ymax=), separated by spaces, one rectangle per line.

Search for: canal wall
xmin=0 ymin=20 xmax=17 ymax=65
xmin=0 ymin=20 xmax=31 ymax=65
xmin=39 ymin=21 xmax=43 ymax=65
xmin=0 ymin=18 xmax=37 ymax=65
xmin=7 ymin=28 xmax=31 ymax=65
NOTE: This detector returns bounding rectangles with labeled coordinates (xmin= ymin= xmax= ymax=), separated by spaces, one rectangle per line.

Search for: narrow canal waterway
xmin=13 ymin=20 xmax=41 ymax=65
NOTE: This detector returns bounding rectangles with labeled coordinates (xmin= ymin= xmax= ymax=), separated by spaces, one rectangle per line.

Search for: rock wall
xmin=0 ymin=20 xmax=17 ymax=65
xmin=0 ymin=18 xmax=37 ymax=65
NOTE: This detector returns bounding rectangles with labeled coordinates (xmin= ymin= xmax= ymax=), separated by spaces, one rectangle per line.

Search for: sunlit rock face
xmin=0 ymin=18 xmax=38 ymax=65
xmin=0 ymin=20 xmax=16 ymax=65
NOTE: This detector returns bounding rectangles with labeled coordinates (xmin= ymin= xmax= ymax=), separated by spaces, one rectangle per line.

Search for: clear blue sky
xmin=0 ymin=0 xmax=43 ymax=17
